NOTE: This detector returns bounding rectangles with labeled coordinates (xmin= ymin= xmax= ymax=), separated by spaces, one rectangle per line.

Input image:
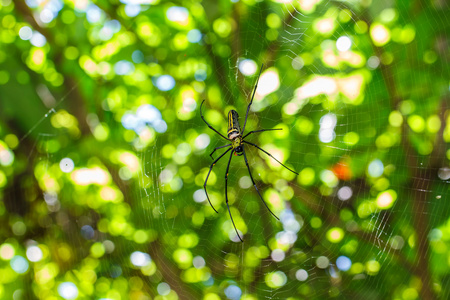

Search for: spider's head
xmin=234 ymin=146 xmax=243 ymax=156
xmin=232 ymin=137 xmax=243 ymax=156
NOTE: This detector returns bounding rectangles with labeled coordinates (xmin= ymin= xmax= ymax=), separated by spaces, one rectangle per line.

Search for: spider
xmin=200 ymin=64 xmax=298 ymax=242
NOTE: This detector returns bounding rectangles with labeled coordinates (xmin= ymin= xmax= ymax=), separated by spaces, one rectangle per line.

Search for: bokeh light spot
xmin=193 ymin=256 xmax=206 ymax=269
xmin=366 ymin=260 xmax=381 ymax=275
xmin=156 ymin=75 xmax=175 ymax=91
xmin=316 ymin=256 xmax=329 ymax=269
xmin=19 ymin=26 xmax=32 ymax=40
xmin=239 ymin=59 xmax=257 ymax=76
xmin=26 ymin=246 xmax=43 ymax=262
xmin=125 ymin=4 xmax=141 ymax=17
xmin=368 ymin=159 xmax=384 ymax=178
xmin=130 ymin=251 xmax=151 ymax=267
xmin=193 ymin=189 xmax=206 ymax=203
xmin=299 ymin=167 xmax=315 ymax=186
xmin=114 ymin=60 xmax=134 ymax=75
xmin=58 ymin=282 xmax=78 ymax=300
xmin=256 ymin=69 xmax=280 ymax=97
xmin=194 ymin=134 xmax=210 ymax=150
xmin=370 ymin=23 xmax=390 ymax=46
xmin=376 ymin=189 xmax=397 ymax=209
xmin=224 ymin=285 xmax=242 ymax=300
xmin=265 ymin=271 xmax=287 ymax=288
xmin=336 ymin=36 xmax=352 ymax=51
xmin=326 ymin=227 xmax=344 ymax=243
xmin=60 ymin=158 xmax=75 ymax=173
xmin=336 ymin=256 xmax=352 ymax=271
xmin=0 ymin=243 xmax=15 ymax=260
xmin=157 ymin=282 xmax=171 ymax=296
xmin=337 ymin=186 xmax=352 ymax=201
xmin=167 ymin=6 xmax=189 ymax=23
xmin=10 ymin=256 xmax=29 ymax=274
xmin=271 ymin=249 xmax=285 ymax=262
xmin=407 ymin=115 xmax=425 ymax=132
xmin=295 ymin=269 xmax=308 ymax=281
xmin=90 ymin=242 xmax=105 ymax=258
xmin=187 ymin=29 xmax=202 ymax=43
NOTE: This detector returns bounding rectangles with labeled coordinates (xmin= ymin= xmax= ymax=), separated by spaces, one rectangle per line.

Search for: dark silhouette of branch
xmin=372 ymin=27 xmax=444 ymax=300
xmin=15 ymin=0 xmax=90 ymax=136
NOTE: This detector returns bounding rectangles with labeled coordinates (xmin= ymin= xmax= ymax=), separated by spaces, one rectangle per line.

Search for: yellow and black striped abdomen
xmin=227 ymin=110 xmax=241 ymax=139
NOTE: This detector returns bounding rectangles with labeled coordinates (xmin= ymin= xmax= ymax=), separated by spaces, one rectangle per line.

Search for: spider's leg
xmin=204 ymin=147 xmax=232 ymax=213
xmin=200 ymin=100 xmax=229 ymax=141
xmin=225 ymin=149 xmax=243 ymax=242
xmin=210 ymin=144 xmax=232 ymax=160
xmin=242 ymin=147 xmax=279 ymax=220
xmin=241 ymin=64 xmax=264 ymax=135
xmin=243 ymin=141 xmax=299 ymax=175
xmin=243 ymin=128 xmax=282 ymax=140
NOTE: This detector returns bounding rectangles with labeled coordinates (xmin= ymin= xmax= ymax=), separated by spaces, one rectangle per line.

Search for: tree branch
xmin=14 ymin=0 xmax=90 ymax=136
xmin=372 ymin=30 xmax=442 ymax=300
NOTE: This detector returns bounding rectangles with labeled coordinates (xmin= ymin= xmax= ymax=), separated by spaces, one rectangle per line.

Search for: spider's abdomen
xmin=227 ymin=110 xmax=241 ymax=139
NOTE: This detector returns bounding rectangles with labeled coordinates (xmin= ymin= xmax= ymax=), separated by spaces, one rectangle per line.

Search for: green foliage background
xmin=0 ymin=0 xmax=449 ymax=299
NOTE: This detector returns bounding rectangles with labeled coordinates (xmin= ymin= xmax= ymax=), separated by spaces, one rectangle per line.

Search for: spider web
xmin=2 ymin=0 xmax=449 ymax=299
xmin=150 ymin=1 xmax=450 ymax=299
